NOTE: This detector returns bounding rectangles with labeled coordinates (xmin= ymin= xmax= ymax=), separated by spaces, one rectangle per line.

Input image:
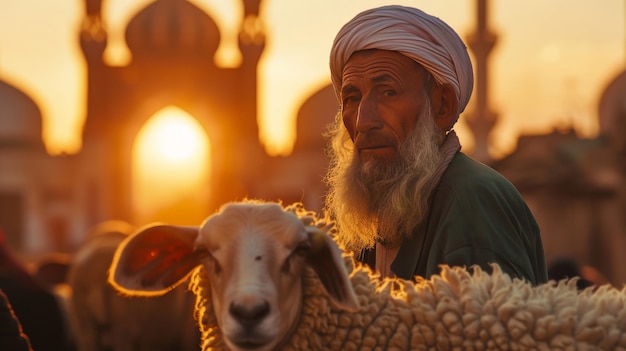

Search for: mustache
xmin=353 ymin=132 xmax=397 ymax=150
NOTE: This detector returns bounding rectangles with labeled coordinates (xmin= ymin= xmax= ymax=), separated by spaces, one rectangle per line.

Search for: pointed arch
xmin=132 ymin=105 xmax=211 ymax=225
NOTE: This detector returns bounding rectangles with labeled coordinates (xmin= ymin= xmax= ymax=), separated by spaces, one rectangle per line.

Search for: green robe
xmin=357 ymin=152 xmax=548 ymax=285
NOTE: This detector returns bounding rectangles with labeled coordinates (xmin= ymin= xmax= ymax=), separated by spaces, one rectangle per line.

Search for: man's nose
xmin=355 ymin=95 xmax=382 ymax=133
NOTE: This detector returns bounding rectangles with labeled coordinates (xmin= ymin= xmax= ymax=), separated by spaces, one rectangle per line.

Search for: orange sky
xmin=0 ymin=0 xmax=624 ymax=159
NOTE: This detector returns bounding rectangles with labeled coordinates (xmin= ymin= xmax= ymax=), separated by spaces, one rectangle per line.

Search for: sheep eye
xmin=199 ymin=249 xmax=221 ymax=275
xmin=280 ymin=242 xmax=311 ymax=274
xmin=293 ymin=242 xmax=311 ymax=256
xmin=209 ymin=256 xmax=222 ymax=275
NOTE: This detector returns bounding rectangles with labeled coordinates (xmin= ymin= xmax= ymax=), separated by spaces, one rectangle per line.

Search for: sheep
xmin=109 ymin=200 xmax=626 ymax=351
xmin=67 ymin=220 xmax=201 ymax=351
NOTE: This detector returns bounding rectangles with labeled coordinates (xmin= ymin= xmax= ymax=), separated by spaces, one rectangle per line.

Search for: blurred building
xmin=0 ymin=0 xmax=625 ymax=286
xmin=467 ymin=0 xmax=626 ymax=285
xmin=491 ymin=71 xmax=626 ymax=285
xmin=252 ymin=84 xmax=338 ymax=212
xmin=0 ymin=80 xmax=85 ymax=255
xmin=0 ymin=0 xmax=336 ymax=257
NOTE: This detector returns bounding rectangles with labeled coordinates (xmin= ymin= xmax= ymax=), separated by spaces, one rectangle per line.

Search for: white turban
xmin=330 ymin=5 xmax=474 ymax=120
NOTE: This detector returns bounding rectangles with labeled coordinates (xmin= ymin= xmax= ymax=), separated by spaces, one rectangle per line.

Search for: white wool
xmin=330 ymin=5 xmax=474 ymax=118
xmin=109 ymin=201 xmax=626 ymax=351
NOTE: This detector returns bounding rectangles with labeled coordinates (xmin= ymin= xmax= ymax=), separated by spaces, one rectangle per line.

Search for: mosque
xmin=1 ymin=0 xmax=625 ymax=285
xmin=0 ymin=0 xmax=337 ymax=257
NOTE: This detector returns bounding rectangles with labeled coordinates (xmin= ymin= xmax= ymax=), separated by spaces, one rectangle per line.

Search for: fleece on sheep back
xmin=189 ymin=254 xmax=626 ymax=351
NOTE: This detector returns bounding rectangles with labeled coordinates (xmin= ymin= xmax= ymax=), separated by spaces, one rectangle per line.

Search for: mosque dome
xmin=598 ymin=69 xmax=626 ymax=151
xmin=293 ymin=84 xmax=339 ymax=151
xmin=125 ymin=0 xmax=220 ymax=60
xmin=0 ymin=79 xmax=43 ymax=148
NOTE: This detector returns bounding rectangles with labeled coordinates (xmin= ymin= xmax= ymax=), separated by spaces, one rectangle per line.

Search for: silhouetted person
xmin=0 ymin=228 xmax=72 ymax=351
xmin=548 ymin=257 xmax=596 ymax=291
xmin=0 ymin=289 xmax=33 ymax=351
xmin=34 ymin=254 xmax=71 ymax=290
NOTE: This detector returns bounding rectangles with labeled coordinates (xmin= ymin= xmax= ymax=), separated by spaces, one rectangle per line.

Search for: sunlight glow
xmin=132 ymin=106 xmax=211 ymax=225
xmin=151 ymin=116 xmax=203 ymax=163
xmin=0 ymin=0 xmax=620 ymax=158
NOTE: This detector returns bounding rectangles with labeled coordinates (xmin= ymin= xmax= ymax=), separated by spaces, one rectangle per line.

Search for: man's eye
xmin=342 ymin=95 xmax=359 ymax=105
xmin=383 ymin=89 xmax=396 ymax=97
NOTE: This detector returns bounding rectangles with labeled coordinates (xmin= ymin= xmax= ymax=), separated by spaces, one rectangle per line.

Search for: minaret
xmin=79 ymin=0 xmax=108 ymax=139
xmin=79 ymin=0 xmax=106 ymax=56
xmin=465 ymin=0 xmax=498 ymax=163
xmin=240 ymin=0 xmax=265 ymax=45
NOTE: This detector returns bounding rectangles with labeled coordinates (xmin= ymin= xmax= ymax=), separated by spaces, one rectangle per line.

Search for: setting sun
xmin=132 ymin=106 xmax=211 ymax=225
xmin=150 ymin=111 xmax=206 ymax=164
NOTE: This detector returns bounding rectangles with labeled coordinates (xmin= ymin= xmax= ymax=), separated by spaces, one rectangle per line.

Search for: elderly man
xmin=325 ymin=5 xmax=548 ymax=285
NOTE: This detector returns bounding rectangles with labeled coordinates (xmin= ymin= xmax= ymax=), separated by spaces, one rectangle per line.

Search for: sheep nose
xmin=229 ymin=300 xmax=270 ymax=327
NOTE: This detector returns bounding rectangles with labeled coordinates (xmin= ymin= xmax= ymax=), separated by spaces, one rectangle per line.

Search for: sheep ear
xmin=109 ymin=224 xmax=204 ymax=296
xmin=305 ymin=227 xmax=359 ymax=312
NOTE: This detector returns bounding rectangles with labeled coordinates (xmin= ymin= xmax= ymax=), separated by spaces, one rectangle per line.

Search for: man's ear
xmin=430 ymin=83 xmax=458 ymax=131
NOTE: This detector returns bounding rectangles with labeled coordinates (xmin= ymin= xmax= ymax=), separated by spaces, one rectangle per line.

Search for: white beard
xmin=325 ymin=106 xmax=443 ymax=252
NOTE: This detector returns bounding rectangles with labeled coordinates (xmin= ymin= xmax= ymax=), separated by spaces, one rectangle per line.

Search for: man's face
xmin=340 ymin=49 xmax=432 ymax=167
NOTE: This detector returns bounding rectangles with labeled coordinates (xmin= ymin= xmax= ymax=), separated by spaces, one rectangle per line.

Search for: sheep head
xmin=109 ymin=200 xmax=359 ymax=351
